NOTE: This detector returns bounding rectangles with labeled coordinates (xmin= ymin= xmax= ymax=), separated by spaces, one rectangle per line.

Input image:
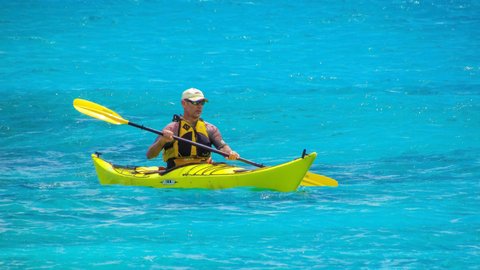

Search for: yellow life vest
xmin=163 ymin=115 xmax=212 ymax=166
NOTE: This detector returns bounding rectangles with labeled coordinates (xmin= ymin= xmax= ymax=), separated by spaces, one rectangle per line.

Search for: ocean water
xmin=1 ymin=0 xmax=479 ymax=269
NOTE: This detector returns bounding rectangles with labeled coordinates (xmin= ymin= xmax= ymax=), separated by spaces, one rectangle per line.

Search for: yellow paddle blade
xmin=301 ymin=172 xmax=338 ymax=187
xmin=73 ymin=99 xmax=129 ymax=125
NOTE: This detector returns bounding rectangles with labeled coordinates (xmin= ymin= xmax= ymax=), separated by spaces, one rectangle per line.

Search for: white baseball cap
xmin=181 ymin=88 xmax=208 ymax=102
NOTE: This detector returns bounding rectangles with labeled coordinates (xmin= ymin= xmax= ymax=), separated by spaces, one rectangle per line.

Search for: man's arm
xmin=146 ymin=124 xmax=176 ymax=159
xmin=207 ymin=123 xmax=240 ymax=160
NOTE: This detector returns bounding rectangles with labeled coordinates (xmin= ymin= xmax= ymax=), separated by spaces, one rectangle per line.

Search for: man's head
xmin=181 ymin=88 xmax=208 ymax=120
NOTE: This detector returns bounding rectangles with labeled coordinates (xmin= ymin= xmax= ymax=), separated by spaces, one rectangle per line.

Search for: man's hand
xmin=226 ymin=151 xmax=240 ymax=160
xmin=161 ymin=129 xmax=174 ymax=143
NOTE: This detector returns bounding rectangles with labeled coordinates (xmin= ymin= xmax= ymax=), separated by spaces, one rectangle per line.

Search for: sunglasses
xmin=185 ymin=99 xmax=206 ymax=105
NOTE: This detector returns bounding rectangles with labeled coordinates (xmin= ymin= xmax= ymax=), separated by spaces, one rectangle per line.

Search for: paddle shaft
xmin=128 ymin=122 xmax=265 ymax=168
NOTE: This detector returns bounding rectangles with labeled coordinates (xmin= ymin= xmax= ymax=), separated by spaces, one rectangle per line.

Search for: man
xmin=147 ymin=88 xmax=240 ymax=169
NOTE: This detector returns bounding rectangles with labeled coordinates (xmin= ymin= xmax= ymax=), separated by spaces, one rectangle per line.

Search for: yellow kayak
xmin=91 ymin=152 xmax=317 ymax=192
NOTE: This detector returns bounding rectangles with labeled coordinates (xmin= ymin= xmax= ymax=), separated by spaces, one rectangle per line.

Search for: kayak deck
xmin=91 ymin=152 xmax=317 ymax=192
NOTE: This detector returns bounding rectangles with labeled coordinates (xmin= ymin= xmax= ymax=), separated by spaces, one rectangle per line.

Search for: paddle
xmin=73 ymin=98 xmax=338 ymax=187
xmin=303 ymin=172 xmax=338 ymax=187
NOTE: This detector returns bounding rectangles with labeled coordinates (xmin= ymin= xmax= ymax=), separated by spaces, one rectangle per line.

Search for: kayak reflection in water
xmin=146 ymin=88 xmax=240 ymax=169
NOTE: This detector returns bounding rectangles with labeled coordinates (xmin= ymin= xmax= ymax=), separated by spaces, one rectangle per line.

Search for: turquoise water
xmin=1 ymin=0 xmax=479 ymax=268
